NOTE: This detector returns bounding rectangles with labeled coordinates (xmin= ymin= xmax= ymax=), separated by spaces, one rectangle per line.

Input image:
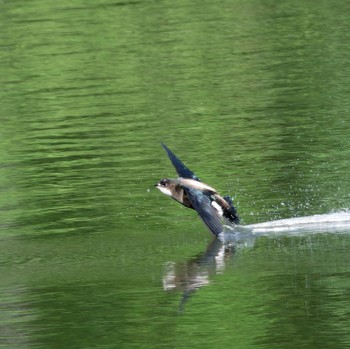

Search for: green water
xmin=1 ymin=0 xmax=350 ymax=348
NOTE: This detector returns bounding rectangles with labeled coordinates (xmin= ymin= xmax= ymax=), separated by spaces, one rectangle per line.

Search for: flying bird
xmin=155 ymin=143 xmax=240 ymax=237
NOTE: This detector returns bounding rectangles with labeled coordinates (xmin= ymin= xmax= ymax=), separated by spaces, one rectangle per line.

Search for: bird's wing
xmin=184 ymin=187 xmax=224 ymax=236
xmin=161 ymin=143 xmax=200 ymax=181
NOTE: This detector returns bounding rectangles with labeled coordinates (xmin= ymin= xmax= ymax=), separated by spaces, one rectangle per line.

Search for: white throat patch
xmin=157 ymin=186 xmax=172 ymax=197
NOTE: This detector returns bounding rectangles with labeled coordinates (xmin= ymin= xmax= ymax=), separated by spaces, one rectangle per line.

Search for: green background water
xmin=1 ymin=1 xmax=350 ymax=348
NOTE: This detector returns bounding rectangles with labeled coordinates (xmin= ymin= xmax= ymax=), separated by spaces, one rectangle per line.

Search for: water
xmin=1 ymin=0 xmax=350 ymax=348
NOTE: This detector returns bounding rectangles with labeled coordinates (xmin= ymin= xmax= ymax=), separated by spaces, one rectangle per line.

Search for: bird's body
xmin=155 ymin=144 xmax=239 ymax=237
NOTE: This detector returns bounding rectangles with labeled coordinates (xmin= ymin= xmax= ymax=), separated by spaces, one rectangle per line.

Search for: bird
xmin=155 ymin=143 xmax=240 ymax=237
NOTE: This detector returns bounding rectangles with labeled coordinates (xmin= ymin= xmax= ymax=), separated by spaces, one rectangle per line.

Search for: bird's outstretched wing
xmin=161 ymin=143 xmax=200 ymax=181
xmin=184 ymin=187 xmax=224 ymax=236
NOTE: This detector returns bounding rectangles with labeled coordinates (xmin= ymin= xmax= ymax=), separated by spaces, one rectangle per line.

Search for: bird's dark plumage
xmin=156 ymin=144 xmax=240 ymax=237
xmin=185 ymin=187 xmax=225 ymax=236
xmin=161 ymin=143 xmax=200 ymax=181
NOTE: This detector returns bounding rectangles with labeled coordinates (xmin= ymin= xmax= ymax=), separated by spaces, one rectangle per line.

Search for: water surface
xmin=1 ymin=0 xmax=350 ymax=348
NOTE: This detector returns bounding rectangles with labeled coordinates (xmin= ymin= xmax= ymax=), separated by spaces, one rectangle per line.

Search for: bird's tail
xmin=223 ymin=196 xmax=240 ymax=225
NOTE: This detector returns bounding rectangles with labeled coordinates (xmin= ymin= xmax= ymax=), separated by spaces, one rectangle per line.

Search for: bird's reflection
xmin=162 ymin=232 xmax=254 ymax=311
xmin=163 ymin=239 xmax=233 ymax=291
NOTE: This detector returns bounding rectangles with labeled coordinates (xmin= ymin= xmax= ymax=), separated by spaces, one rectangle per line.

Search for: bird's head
xmin=155 ymin=178 xmax=173 ymax=197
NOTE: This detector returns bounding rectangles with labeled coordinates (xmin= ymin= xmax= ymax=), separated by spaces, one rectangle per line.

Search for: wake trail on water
xmin=246 ymin=210 xmax=350 ymax=234
xmin=219 ymin=210 xmax=350 ymax=243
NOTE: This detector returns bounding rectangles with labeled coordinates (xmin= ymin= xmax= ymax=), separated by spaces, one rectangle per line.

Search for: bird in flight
xmin=155 ymin=143 xmax=240 ymax=237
